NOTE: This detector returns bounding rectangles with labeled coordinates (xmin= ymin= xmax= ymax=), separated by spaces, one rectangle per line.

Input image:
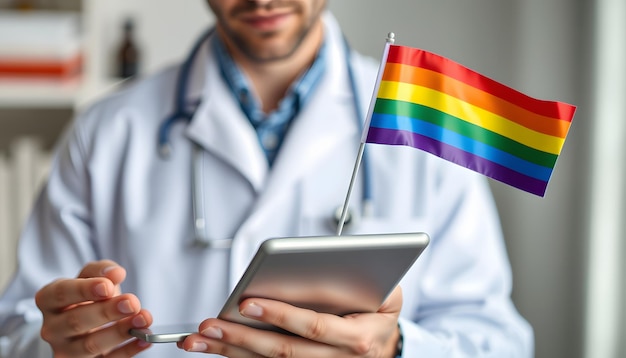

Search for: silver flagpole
xmin=336 ymin=32 xmax=395 ymax=236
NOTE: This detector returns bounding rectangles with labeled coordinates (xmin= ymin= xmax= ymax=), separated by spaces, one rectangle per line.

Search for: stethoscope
xmin=157 ymin=28 xmax=371 ymax=248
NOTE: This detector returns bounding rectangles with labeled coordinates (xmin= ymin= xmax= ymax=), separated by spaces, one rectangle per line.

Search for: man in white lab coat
xmin=0 ymin=0 xmax=533 ymax=357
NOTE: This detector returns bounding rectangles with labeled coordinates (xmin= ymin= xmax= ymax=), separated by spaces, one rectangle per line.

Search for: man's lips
xmin=241 ymin=12 xmax=292 ymax=31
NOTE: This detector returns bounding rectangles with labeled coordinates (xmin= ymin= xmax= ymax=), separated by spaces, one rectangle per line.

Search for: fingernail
xmin=201 ymin=326 xmax=223 ymax=339
xmin=118 ymin=300 xmax=135 ymax=314
xmin=132 ymin=315 xmax=147 ymax=327
xmin=102 ymin=266 xmax=117 ymax=275
xmin=188 ymin=342 xmax=208 ymax=352
xmin=94 ymin=283 xmax=108 ymax=297
xmin=241 ymin=303 xmax=263 ymax=317
xmin=137 ymin=339 xmax=151 ymax=348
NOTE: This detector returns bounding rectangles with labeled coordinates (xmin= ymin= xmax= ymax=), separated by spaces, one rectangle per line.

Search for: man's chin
xmin=236 ymin=38 xmax=301 ymax=63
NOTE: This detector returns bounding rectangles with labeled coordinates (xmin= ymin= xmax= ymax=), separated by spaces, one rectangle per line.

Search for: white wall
xmin=584 ymin=0 xmax=626 ymax=355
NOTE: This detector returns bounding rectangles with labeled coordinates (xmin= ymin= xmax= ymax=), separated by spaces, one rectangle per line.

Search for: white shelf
xmin=0 ymin=77 xmax=132 ymax=112
xmin=0 ymin=0 xmax=210 ymax=110
xmin=0 ymin=77 xmax=80 ymax=108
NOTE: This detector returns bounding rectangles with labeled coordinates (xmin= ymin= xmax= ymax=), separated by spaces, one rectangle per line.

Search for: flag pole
xmin=336 ymin=32 xmax=395 ymax=236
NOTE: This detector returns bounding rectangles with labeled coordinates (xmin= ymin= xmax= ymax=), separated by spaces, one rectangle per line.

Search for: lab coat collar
xmin=269 ymin=12 xmax=357 ymax=187
xmin=185 ymin=38 xmax=269 ymax=192
xmin=229 ymin=12 xmax=361 ymax=285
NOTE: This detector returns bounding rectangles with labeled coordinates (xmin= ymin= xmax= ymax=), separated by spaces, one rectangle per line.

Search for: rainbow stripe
xmin=365 ymin=45 xmax=576 ymax=196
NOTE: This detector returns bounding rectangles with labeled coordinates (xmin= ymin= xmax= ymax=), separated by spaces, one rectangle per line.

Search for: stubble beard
xmin=220 ymin=0 xmax=323 ymax=64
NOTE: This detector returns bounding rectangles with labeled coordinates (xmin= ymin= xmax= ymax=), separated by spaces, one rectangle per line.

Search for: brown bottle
xmin=118 ymin=18 xmax=140 ymax=79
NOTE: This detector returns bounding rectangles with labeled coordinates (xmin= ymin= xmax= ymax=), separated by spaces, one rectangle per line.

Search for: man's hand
xmin=180 ymin=286 xmax=403 ymax=357
xmin=35 ymin=260 xmax=153 ymax=357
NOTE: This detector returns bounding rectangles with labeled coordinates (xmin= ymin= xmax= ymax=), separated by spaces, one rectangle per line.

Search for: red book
xmin=0 ymin=53 xmax=82 ymax=78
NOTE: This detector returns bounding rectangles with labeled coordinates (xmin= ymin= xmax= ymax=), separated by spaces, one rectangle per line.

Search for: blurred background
xmin=0 ymin=0 xmax=622 ymax=357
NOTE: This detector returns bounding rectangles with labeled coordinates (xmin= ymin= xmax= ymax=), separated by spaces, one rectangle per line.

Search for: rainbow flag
xmin=364 ymin=44 xmax=576 ymax=197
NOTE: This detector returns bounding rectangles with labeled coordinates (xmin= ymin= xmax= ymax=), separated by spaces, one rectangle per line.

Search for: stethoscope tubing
xmin=158 ymin=28 xmax=216 ymax=159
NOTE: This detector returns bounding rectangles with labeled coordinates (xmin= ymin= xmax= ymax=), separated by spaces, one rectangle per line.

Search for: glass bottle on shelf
xmin=117 ymin=18 xmax=140 ymax=79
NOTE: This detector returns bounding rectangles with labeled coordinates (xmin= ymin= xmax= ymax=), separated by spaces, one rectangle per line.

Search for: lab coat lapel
xmin=229 ymin=17 xmax=360 ymax=284
xmin=268 ymin=87 xmax=355 ymax=201
xmin=229 ymin=88 xmax=357 ymax=286
xmin=185 ymin=42 xmax=268 ymax=192
xmin=258 ymin=10 xmax=358 ymax=215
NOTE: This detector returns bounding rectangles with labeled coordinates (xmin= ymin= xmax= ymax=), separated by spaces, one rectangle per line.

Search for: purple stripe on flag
xmin=367 ymin=127 xmax=549 ymax=196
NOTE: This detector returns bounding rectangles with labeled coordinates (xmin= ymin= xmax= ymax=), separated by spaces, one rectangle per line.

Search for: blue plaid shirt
xmin=211 ymin=36 xmax=327 ymax=166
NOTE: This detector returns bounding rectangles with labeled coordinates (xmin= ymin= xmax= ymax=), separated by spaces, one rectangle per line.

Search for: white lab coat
xmin=0 ymin=13 xmax=532 ymax=358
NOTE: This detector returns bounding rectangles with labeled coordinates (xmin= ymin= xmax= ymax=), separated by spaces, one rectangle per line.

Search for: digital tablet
xmin=130 ymin=232 xmax=429 ymax=342
xmin=218 ymin=232 xmax=429 ymax=330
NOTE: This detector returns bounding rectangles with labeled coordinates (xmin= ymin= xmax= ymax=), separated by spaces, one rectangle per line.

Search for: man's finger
xmin=59 ymin=309 xmax=152 ymax=357
xmin=235 ymin=286 xmax=403 ymax=352
xmin=45 ymin=294 xmax=142 ymax=338
xmin=35 ymin=277 xmax=115 ymax=312
xmin=378 ymin=286 xmax=403 ymax=313
xmin=78 ymin=260 xmax=126 ymax=284
xmin=238 ymin=299 xmax=355 ymax=346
